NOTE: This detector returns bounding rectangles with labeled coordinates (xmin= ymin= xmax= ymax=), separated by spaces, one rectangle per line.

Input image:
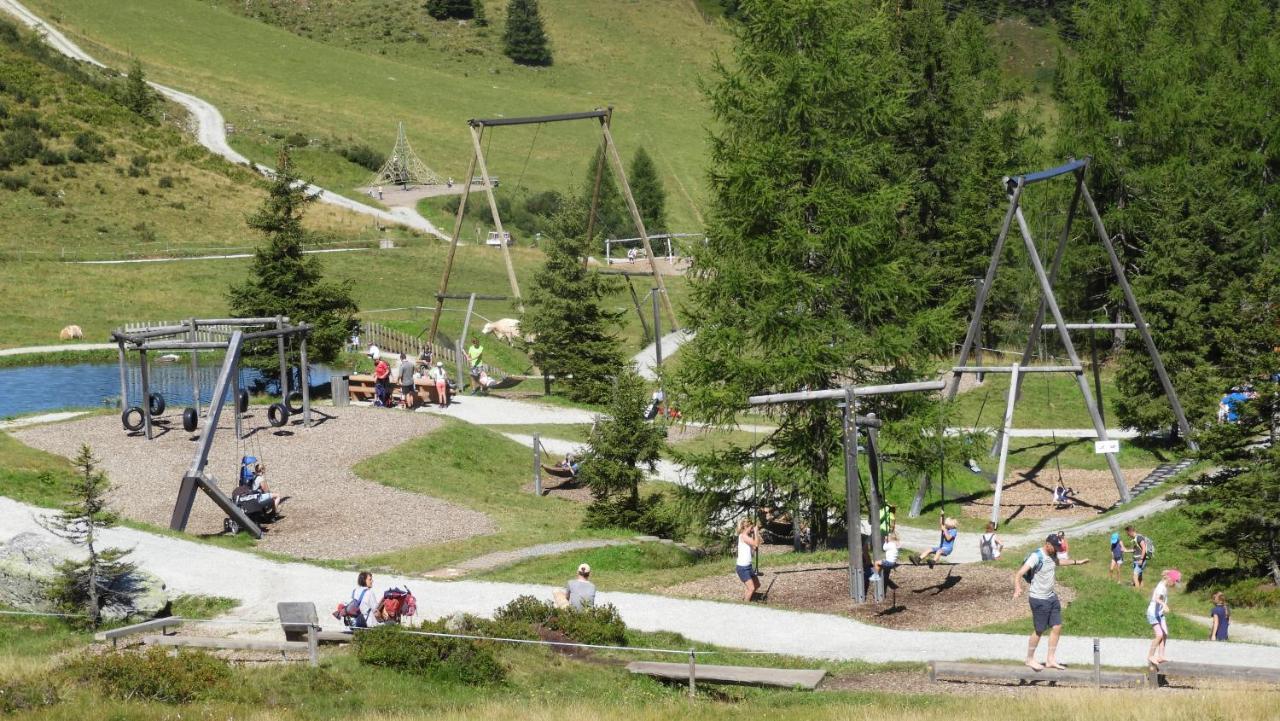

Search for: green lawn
xmin=945 ymin=365 xmax=1126 ymax=430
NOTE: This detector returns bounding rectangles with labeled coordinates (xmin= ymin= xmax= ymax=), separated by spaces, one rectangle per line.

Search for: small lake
xmin=0 ymin=361 xmax=335 ymax=419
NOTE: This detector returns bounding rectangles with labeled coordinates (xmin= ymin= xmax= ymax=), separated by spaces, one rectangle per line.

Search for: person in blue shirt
xmin=1109 ymin=532 xmax=1129 ymax=581
xmin=917 ymin=513 xmax=958 ymax=568
xmin=1210 ymin=592 xmax=1230 ymax=641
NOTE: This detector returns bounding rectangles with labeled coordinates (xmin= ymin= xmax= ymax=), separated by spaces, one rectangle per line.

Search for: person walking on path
xmin=1127 ymin=525 xmax=1152 ymax=588
xmin=397 ymin=353 xmax=416 ymax=410
xmin=1209 ymin=592 xmax=1230 ymax=642
xmin=1013 ymin=534 xmax=1090 ymax=671
xmin=429 ymin=361 xmax=449 ymax=408
xmin=979 ymin=521 xmax=1002 ymax=561
xmin=555 ymin=563 xmax=597 ymax=610
xmin=466 ymin=337 xmax=485 ymax=394
xmin=1147 ymin=568 xmax=1181 ymax=666
xmin=735 ymin=518 xmax=762 ymax=602
xmin=917 ymin=514 xmax=957 ymax=568
xmin=1109 ymin=532 xmax=1129 ymax=581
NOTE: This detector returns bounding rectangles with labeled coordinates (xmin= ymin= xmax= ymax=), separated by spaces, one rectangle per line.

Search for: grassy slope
xmin=28 ymin=0 xmax=724 ymax=232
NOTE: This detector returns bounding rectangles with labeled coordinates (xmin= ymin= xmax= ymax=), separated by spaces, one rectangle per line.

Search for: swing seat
xmin=488 ymin=375 xmax=524 ymax=390
xmin=542 ymin=464 xmax=577 ymax=480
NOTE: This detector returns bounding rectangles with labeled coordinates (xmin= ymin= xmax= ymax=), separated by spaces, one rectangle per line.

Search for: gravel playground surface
xmin=12 ymin=406 xmax=493 ymax=559
xmin=961 ymin=466 xmax=1152 ymax=522
xmin=664 ymin=561 xmax=1075 ymax=632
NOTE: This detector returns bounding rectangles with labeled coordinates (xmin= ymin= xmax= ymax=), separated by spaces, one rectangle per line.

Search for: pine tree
xmin=120 ymin=57 xmax=155 ymax=119
xmin=40 ymin=445 xmax=135 ymax=629
xmin=474 ymin=0 xmax=489 ymax=27
xmin=582 ymin=145 xmax=627 ymax=242
xmin=522 ymin=198 xmax=623 ymax=403
xmin=425 ymin=0 xmax=475 ymax=20
xmin=502 ymin=0 xmax=552 ymax=66
xmin=580 ymin=370 xmax=670 ymax=532
xmin=628 ymin=146 xmax=667 ymax=236
xmin=227 ymin=149 xmax=358 ymax=363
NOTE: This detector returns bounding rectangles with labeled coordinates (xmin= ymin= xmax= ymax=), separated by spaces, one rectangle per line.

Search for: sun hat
xmin=578 ymin=563 xmax=591 ymax=576
xmin=1111 ymin=532 xmax=1120 ymax=544
xmin=1165 ymin=569 xmax=1182 ymax=583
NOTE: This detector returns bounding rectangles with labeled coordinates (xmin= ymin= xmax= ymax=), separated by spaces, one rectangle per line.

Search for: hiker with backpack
xmin=1012 ymin=534 xmax=1090 ymax=671
xmin=979 ymin=521 xmax=1002 ymax=561
xmin=1126 ymin=525 xmax=1154 ymax=588
xmin=335 ymin=571 xmax=378 ymax=629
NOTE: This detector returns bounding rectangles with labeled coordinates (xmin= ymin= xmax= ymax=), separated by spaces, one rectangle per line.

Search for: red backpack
xmin=375 ymin=587 xmax=416 ymax=624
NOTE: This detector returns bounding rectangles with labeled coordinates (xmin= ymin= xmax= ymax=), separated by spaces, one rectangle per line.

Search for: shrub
xmin=353 ymin=623 xmax=505 ymax=685
xmin=37 ymin=149 xmax=65 ymax=166
xmin=3 ymin=126 xmax=43 ymax=163
xmin=130 ymin=153 xmax=149 ymax=168
xmin=157 ymin=175 xmax=174 ymax=188
xmin=71 ymin=648 xmax=232 ymax=703
xmin=492 ymin=595 xmax=628 ymax=646
xmin=0 ymin=172 xmax=30 ymax=191
xmin=284 ymin=131 xmax=309 ymax=148
xmin=339 ymin=143 xmax=384 ymax=172
xmin=0 ymin=677 xmax=60 ymax=714
xmin=1224 ymin=577 xmax=1280 ymax=608
xmin=523 ymin=189 xmax=562 ymax=218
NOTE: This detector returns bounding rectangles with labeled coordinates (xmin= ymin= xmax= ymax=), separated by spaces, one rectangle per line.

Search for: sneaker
xmin=869 ymin=573 xmax=881 ymax=582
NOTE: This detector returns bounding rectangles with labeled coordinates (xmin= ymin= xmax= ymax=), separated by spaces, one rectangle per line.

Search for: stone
xmin=0 ymin=531 xmax=168 ymax=621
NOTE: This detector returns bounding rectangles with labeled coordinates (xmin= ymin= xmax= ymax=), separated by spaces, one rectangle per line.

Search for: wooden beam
xmin=929 ymin=661 xmax=1146 ymax=687
xmin=625 ymin=661 xmax=826 ymax=690
xmin=95 ymin=617 xmax=182 ymax=644
xmin=143 ymin=635 xmax=309 ymax=653
xmin=1153 ymin=661 xmax=1280 ymax=684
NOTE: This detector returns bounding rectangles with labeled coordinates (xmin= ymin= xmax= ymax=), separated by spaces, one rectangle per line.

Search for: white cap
xmin=577 ymin=563 xmax=591 ymax=576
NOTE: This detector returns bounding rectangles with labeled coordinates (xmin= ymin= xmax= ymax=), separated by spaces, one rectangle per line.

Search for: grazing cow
xmin=59 ymin=325 xmax=84 ymax=340
xmin=481 ymin=318 xmax=524 ymax=345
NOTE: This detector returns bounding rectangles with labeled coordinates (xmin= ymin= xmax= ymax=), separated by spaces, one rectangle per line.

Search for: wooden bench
xmin=348 ymin=373 xmax=450 ymax=406
xmin=626 ymin=661 xmax=826 ymax=690
xmin=94 ymin=617 xmax=183 ymax=647
xmin=278 ymin=601 xmax=351 ymax=646
xmin=928 ymin=661 xmax=1147 ymax=688
xmin=1149 ymin=661 xmax=1280 ymax=687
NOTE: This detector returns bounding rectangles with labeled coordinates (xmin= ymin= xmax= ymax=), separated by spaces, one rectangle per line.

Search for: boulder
xmin=58 ymin=324 xmax=84 ymax=340
xmin=0 ymin=531 xmax=168 ymax=621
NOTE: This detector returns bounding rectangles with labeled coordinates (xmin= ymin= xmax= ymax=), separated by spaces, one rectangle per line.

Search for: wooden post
xmin=457 ymin=293 xmax=477 ymax=389
xmin=116 ymin=339 xmax=129 ymax=410
xmin=866 ymin=414 xmax=885 ymax=603
xmin=299 ymin=334 xmax=311 ymax=427
xmin=1092 ymin=637 xmax=1101 ymax=689
xmin=584 ymin=134 xmax=608 ymax=265
xmin=652 ymin=287 xmax=663 ymax=369
xmin=139 ymin=349 xmax=153 ymax=440
xmin=231 ymin=359 xmax=242 ymax=441
xmin=625 ymin=275 xmax=650 ymax=343
xmin=598 ymin=117 xmax=677 ymax=331
xmin=469 ymin=124 xmax=523 ymax=310
xmin=687 ymin=649 xmax=696 ymax=697
xmin=1090 ymin=328 xmax=1105 ymax=427
xmin=533 ymin=434 xmax=543 ymax=496
xmin=306 ymin=625 xmax=319 ymax=668
xmin=843 ymin=389 xmax=865 ymax=603
xmin=276 ymin=315 xmax=289 ymax=400
xmin=429 ymin=143 xmax=479 ymax=344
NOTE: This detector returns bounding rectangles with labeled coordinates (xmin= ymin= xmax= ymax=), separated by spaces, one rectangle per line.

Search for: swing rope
xmin=513 ymin=123 xmax=541 ymax=196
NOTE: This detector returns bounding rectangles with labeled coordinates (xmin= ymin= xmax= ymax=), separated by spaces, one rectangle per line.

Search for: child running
xmin=1209 ymin=592 xmax=1230 ymax=641
xmin=1146 ymin=568 xmax=1181 ymax=666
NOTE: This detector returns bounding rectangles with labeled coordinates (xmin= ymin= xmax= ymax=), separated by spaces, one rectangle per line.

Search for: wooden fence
xmin=359 ymin=321 xmax=507 ymax=381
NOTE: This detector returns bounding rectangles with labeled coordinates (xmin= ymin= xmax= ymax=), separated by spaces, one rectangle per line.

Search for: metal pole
xmin=992 ymin=363 xmax=1020 ymax=527
xmin=276 ymin=315 xmax=289 ymax=400
xmin=1079 ymin=182 xmax=1196 ymax=450
xmin=139 ymin=349 xmax=153 ymax=440
xmin=843 ymin=389 xmax=865 ymax=603
xmin=948 ymin=179 xmax=1024 ymax=400
xmin=188 ymin=318 xmax=200 ymax=416
xmin=533 ymin=434 xmax=543 ymax=496
xmin=866 ymin=414 xmax=885 ymax=603
xmin=116 ymin=339 xmax=129 ymax=410
xmin=428 ymin=140 xmax=479 ymax=344
xmin=652 ymin=287 xmax=663 ymax=368
xmin=299 ymin=335 xmax=311 ymax=427
xmin=1015 ymin=205 xmax=1129 ymax=502
xmin=469 ymin=124 xmax=523 ymax=310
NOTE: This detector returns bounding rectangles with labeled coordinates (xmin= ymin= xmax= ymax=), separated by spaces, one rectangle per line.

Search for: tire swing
xmin=182 ymin=407 xmax=199 ymax=433
xmin=238 ymin=389 xmax=249 ymax=413
xmin=148 ymin=392 xmax=166 ymax=416
xmin=286 ymin=390 xmax=304 ymax=415
xmin=121 ymin=406 xmax=145 ymax=432
xmin=267 ymin=402 xmax=290 ymax=428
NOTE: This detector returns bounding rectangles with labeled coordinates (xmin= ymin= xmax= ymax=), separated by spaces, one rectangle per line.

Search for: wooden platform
xmin=1151 ymin=661 xmax=1280 ymax=686
xmin=348 ymin=373 xmax=450 ymax=406
xmin=626 ymin=661 xmax=826 ymax=690
xmin=929 ymin=661 xmax=1147 ymax=687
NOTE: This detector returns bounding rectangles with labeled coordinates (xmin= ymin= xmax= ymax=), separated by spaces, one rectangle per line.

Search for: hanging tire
xmin=267 ymin=402 xmax=289 ymax=428
xmin=286 ymin=390 xmax=304 ymax=414
xmin=237 ymin=389 xmax=249 ymax=413
xmin=182 ymin=407 xmax=198 ymax=433
xmin=121 ymin=406 xmax=145 ymax=432
xmin=148 ymin=392 xmax=166 ymax=416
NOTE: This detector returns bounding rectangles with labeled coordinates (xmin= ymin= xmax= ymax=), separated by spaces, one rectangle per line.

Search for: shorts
xmin=880 ymin=560 xmax=899 ymax=570
xmin=1133 ymin=558 xmax=1147 ymax=574
xmin=932 ymin=543 xmax=954 ymax=557
xmin=401 ymin=384 xmax=414 ymax=395
xmin=735 ymin=564 xmax=757 ymax=582
xmin=1029 ymin=596 xmax=1062 ymax=635
xmin=1112 ymin=550 xmax=1123 ymax=562
xmin=1146 ymin=609 xmax=1164 ymax=627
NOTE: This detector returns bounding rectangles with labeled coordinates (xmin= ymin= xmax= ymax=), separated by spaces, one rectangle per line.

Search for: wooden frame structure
xmin=945 ymin=157 xmax=1194 ymax=522
xmin=112 ymin=318 xmax=314 ymax=539
xmin=428 ymin=108 xmax=679 ymax=345
xmin=747 ymin=380 xmax=945 ymax=603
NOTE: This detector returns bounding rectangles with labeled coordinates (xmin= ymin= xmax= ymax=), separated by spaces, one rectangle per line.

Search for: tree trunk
xmin=86 ymin=537 xmax=100 ymax=629
xmin=1269 ymin=549 xmax=1280 ymax=588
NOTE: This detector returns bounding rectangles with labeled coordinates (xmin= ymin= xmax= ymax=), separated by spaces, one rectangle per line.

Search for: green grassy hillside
xmin=28 ymin=0 xmax=725 ymax=233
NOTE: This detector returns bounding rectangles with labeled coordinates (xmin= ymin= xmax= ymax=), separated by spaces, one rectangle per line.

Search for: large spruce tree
xmin=425 ymin=0 xmax=478 ymax=20
xmin=1056 ymin=0 xmax=1280 ymax=435
xmin=629 ymin=146 xmax=667 ymax=236
xmin=580 ymin=369 xmax=670 ymax=533
xmin=502 ymin=0 xmax=552 ymax=66
xmin=228 ymin=149 xmax=358 ymax=363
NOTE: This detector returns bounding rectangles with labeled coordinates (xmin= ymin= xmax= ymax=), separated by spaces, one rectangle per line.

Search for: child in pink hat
xmin=1147 ymin=568 xmax=1181 ymax=666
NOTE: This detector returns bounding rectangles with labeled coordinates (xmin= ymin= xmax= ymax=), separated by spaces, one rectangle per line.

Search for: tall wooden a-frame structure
xmin=427 ymin=107 xmax=679 ymax=342
xmin=371 ymin=122 xmax=441 ymax=187
xmin=947 ymin=157 xmax=1194 ymax=520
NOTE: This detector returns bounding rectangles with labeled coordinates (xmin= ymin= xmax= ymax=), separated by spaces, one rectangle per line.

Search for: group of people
xmin=366 ymin=340 xmax=494 ymax=410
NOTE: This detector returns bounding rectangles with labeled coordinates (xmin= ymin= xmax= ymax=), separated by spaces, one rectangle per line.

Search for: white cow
xmin=481 ymin=318 xmax=524 ymax=344
xmin=59 ymin=324 xmax=84 ymax=340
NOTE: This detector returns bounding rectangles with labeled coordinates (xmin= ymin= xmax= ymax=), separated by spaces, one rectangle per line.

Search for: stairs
xmin=1109 ymin=458 xmax=1195 ymax=509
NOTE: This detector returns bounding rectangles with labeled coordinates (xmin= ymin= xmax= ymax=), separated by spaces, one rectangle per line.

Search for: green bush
xmin=71 ymin=648 xmax=233 ymax=703
xmin=492 ymin=595 xmax=628 ymax=647
xmin=157 ymin=175 xmax=174 ymax=188
xmin=0 ymin=172 xmax=30 ymax=191
xmin=353 ymin=623 xmax=505 ymax=686
xmin=0 ymin=677 xmax=60 ymax=714
xmin=37 ymin=148 xmax=65 ymax=166
xmin=339 ymin=143 xmax=384 ymax=172
xmin=1224 ymin=577 xmax=1280 ymax=608
xmin=284 ymin=131 xmax=309 ymax=148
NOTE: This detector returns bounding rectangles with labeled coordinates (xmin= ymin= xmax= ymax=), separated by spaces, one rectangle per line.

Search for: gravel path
xmin=4 ymin=495 xmax=1280 ymax=669
xmin=633 ymin=330 xmax=694 ymax=381
xmin=0 ymin=344 xmax=115 ymax=356
xmin=11 ymin=406 xmax=493 ymax=558
xmin=0 ymin=411 xmax=89 ymax=429
xmin=424 ymin=538 xmax=635 ymax=578
xmin=420 ymin=395 xmax=599 ymax=425
xmin=501 ymin=433 xmax=694 ymax=487
xmin=0 ymin=0 xmax=445 ymax=239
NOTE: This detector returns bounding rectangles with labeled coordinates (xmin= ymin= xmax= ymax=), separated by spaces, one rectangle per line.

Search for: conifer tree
xmin=41 ymin=445 xmax=135 ymax=629
xmin=474 ymin=0 xmax=488 ymax=27
xmin=121 ymin=57 xmax=155 ymax=119
xmin=522 ymin=198 xmax=623 ymax=403
xmin=580 ymin=369 xmax=669 ymax=532
xmin=228 ymin=149 xmax=358 ymax=363
xmin=502 ymin=0 xmax=552 ymax=66
xmin=628 ymin=146 xmax=667 ymax=236
xmin=425 ymin=0 xmax=475 ymax=20
xmin=582 ymin=145 xmax=627 ymax=242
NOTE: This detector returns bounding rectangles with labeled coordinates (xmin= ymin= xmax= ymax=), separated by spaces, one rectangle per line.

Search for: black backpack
xmin=1022 ymin=549 xmax=1045 ymax=583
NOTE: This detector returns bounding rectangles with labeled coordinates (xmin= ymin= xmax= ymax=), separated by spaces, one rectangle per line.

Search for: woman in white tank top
xmin=734 ymin=518 xmax=762 ymax=602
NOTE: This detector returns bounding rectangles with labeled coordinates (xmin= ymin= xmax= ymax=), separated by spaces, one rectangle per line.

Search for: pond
xmin=0 ymin=361 xmax=335 ymax=419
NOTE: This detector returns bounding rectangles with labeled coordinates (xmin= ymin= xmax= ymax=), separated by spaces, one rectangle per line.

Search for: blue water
xmin=0 ymin=362 xmax=334 ymax=419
